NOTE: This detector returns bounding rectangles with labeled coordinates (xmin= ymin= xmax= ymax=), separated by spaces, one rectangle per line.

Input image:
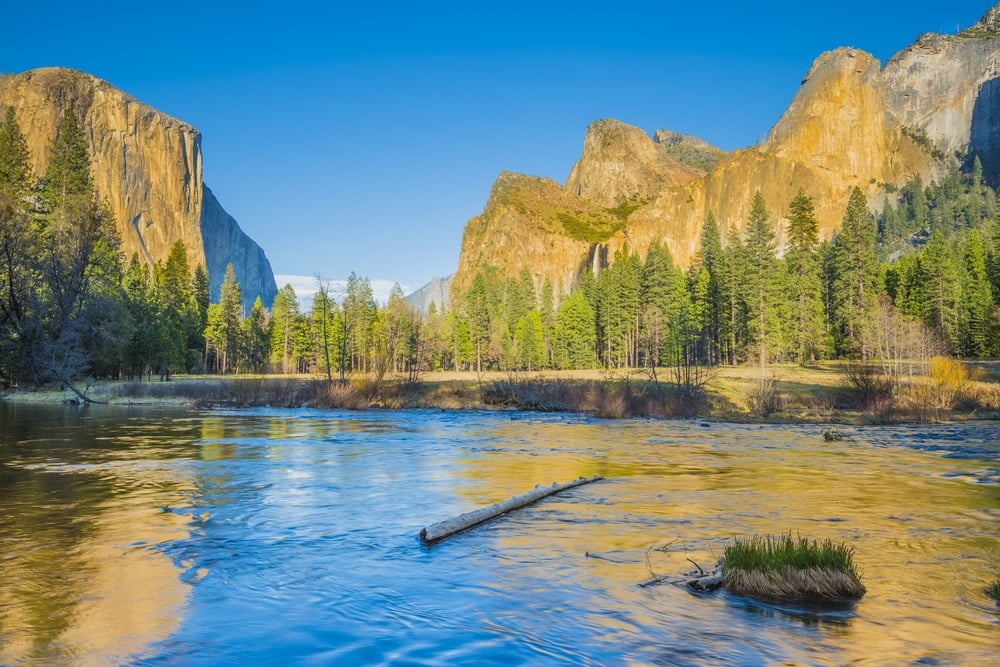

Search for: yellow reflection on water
xmin=0 ymin=450 xmax=195 ymax=665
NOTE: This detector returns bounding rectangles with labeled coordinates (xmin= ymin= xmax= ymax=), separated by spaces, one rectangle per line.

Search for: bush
xmin=843 ymin=363 xmax=896 ymax=415
xmin=746 ymin=376 xmax=782 ymax=416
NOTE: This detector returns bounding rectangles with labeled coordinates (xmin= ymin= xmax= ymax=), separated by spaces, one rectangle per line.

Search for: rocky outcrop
xmin=201 ymin=186 xmax=276 ymax=304
xmin=565 ymin=118 xmax=699 ymax=207
xmin=453 ymin=173 xmax=595 ymax=298
xmin=452 ymin=4 xmax=1000 ymax=298
xmin=406 ymin=275 xmax=453 ymax=313
xmin=0 ymin=67 xmax=277 ymax=307
xmin=882 ymin=7 xmax=1000 ymax=182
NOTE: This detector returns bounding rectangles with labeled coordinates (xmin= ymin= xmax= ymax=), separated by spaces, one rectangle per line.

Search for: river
xmin=0 ymin=403 xmax=997 ymax=665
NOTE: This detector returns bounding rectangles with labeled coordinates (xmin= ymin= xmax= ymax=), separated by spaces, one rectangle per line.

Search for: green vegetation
xmin=2 ymin=103 xmax=999 ymax=424
xmin=986 ymin=579 xmax=1000 ymax=601
xmin=901 ymin=126 xmax=948 ymax=161
xmin=556 ymin=196 xmax=643 ymax=243
xmin=657 ymin=131 xmax=727 ymax=173
xmin=723 ymin=533 xmax=866 ymax=601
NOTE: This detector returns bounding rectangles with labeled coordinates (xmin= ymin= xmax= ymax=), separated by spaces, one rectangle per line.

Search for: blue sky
xmin=3 ymin=1 xmax=994 ymax=301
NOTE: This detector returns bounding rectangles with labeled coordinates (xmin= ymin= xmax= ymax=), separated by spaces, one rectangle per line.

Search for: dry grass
xmin=10 ymin=360 xmax=997 ymax=423
xmin=724 ymin=566 xmax=867 ymax=602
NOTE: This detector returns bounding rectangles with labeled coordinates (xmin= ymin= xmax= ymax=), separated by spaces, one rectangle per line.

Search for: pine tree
xmin=832 ymin=187 xmax=878 ymax=358
xmin=962 ymin=229 xmax=995 ymax=356
xmin=32 ymin=106 xmax=124 ymax=386
xmin=723 ymin=222 xmax=748 ymax=363
xmin=39 ymin=107 xmax=93 ymax=213
xmin=464 ymin=272 xmax=491 ymax=374
xmin=694 ymin=212 xmax=725 ymax=364
xmin=0 ymin=107 xmax=32 ymax=200
xmin=515 ymin=309 xmax=545 ymax=371
xmin=0 ymin=108 xmax=36 ymax=382
xmin=538 ymin=276 xmax=556 ymax=367
xmin=206 ymin=263 xmax=243 ymax=373
xmin=312 ymin=280 xmax=336 ymax=381
xmin=243 ymin=296 xmax=270 ymax=374
xmin=640 ymin=241 xmax=686 ymax=367
xmin=743 ymin=191 xmax=779 ymax=371
xmin=555 ymin=290 xmax=596 ymax=370
xmin=269 ymin=284 xmax=301 ymax=373
xmin=784 ymin=189 xmax=827 ymax=363
xmin=920 ymin=230 xmax=963 ymax=351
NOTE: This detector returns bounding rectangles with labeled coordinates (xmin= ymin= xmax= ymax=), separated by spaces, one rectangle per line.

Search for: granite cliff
xmin=0 ymin=68 xmax=277 ymax=307
xmin=453 ymin=4 xmax=1000 ymax=300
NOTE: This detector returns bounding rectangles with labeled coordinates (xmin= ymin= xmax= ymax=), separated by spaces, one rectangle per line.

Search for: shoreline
xmin=3 ymin=364 xmax=997 ymax=424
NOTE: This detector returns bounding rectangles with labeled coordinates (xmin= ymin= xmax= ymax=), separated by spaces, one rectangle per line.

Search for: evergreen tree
xmin=242 ymin=296 xmax=270 ymax=373
xmin=191 ymin=264 xmax=210 ymax=368
xmin=269 ymin=284 xmax=301 ymax=373
xmin=312 ymin=280 xmax=336 ymax=381
xmin=205 ymin=263 xmax=243 ymax=372
xmin=962 ymin=229 xmax=995 ymax=356
xmin=39 ymin=107 xmax=92 ymax=213
xmin=0 ymin=107 xmax=32 ymax=200
xmin=595 ymin=249 xmax=641 ymax=368
xmin=463 ymin=272 xmax=492 ymax=373
xmin=0 ymin=108 xmax=36 ymax=383
xmin=121 ymin=255 xmax=160 ymax=379
xmin=515 ymin=309 xmax=545 ymax=371
xmin=538 ymin=276 xmax=556 ymax=367
xmin=693 ymin=212 xmax=725 ymax=364
xmin=920 ymin=230 xmax=963 ymax=351
xmin=723 ymin=222 xmax=748 ymax=363
xmin=743 ymin=191 xmax=779 ymax=370
xmin=33 ymin=107 xmax=124 ymax=385
xmin=554 ymin=290 xmax=596 ymax=370
xmin=640 ymin=241 xmax=686 ymax=367
xmin=343 ymin=272 xmax=376 ymax=373
xmin=784 ymin=189 xmax=827 ymax=363
xmin=832 ymin=187 xmax=878 ymax=358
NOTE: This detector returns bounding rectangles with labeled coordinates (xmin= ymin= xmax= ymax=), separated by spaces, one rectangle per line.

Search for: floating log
xmin=419 ymin=476 xmax=603 ymax=545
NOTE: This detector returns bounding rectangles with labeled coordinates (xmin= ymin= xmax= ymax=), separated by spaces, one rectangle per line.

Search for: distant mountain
xmin=0 ymin=67 xmax=277 ymax=307
xmin=453 ymin=3 xmax=1000 ymax=300
xmin=406 ymin=275 xmax=452 ymax=313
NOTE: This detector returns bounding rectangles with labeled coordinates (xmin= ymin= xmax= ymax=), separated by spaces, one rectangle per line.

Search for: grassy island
xmin=722 ymin=533 xmax=866 ymax=602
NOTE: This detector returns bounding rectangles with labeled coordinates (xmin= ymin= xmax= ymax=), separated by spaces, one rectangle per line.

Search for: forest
xmin=2 ymin=107 xmax=999 ymax=393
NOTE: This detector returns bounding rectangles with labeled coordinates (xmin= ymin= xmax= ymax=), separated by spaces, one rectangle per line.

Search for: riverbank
xmin=3 ymin=362 xmax=998 ymax=423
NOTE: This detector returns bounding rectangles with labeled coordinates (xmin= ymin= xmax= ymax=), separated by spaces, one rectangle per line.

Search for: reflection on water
xmin=1 ymin=403 xmax=997 ymax=665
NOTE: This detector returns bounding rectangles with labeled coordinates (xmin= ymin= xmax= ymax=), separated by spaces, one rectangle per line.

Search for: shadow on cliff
xmin=969 ymin=76 xmax=1000 ymax=187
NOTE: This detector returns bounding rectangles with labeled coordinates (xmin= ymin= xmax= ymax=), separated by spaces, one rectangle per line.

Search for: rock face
xmin=564 ymin=118 xmax=698 ymax=207
xmin=453 ymin=4 xmax=1000 ymax=300
xmin=0 ymin=67 xmax=277 ymax=307
xmin=405 ymin=275 xmax=453 ymax=313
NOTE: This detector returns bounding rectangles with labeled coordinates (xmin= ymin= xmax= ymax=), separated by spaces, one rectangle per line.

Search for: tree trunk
xmin=419 ymin=476 xmax=603 ymax=545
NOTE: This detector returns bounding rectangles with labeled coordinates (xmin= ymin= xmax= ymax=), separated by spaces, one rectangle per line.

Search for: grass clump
xmin=986 ymin=579 xmax=1000 ymax=602
xmin=723 ymin=533 xmax=865 ymax=602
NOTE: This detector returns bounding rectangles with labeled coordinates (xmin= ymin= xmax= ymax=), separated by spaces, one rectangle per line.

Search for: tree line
xmin=2 ymin=105 xmax=998 ymax=388
xmin=452 ymin=164 xmax=999 ymax=376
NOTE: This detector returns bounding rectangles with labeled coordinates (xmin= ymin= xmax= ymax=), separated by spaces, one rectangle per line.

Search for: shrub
xmin=843 ymin=363 xmax=896 ymax=415
xmin=746 ymin=376 xmax=782 ymax=416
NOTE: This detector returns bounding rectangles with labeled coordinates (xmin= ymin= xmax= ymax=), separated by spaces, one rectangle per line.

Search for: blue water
xmin=1 ymin=404 xmax=998 ymax=665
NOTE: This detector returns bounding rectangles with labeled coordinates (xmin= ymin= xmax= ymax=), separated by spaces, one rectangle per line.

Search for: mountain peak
xmin=962 ymin=2 xmax=1000 ymax=36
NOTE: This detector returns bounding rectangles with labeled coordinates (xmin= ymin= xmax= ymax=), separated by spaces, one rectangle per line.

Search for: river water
xmin=0 ymin=403 xmax=997 ymax=665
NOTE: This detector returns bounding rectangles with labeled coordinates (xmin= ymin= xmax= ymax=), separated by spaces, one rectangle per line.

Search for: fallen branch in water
xmin=419 ymin=476 xmax=603 ymax=545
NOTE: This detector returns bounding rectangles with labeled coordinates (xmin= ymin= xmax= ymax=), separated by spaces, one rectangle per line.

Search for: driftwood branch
xmin=419 ymin=476 xmax=603 ymax=545
xmin=61 ymin=375 xmax=106 ymax=405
